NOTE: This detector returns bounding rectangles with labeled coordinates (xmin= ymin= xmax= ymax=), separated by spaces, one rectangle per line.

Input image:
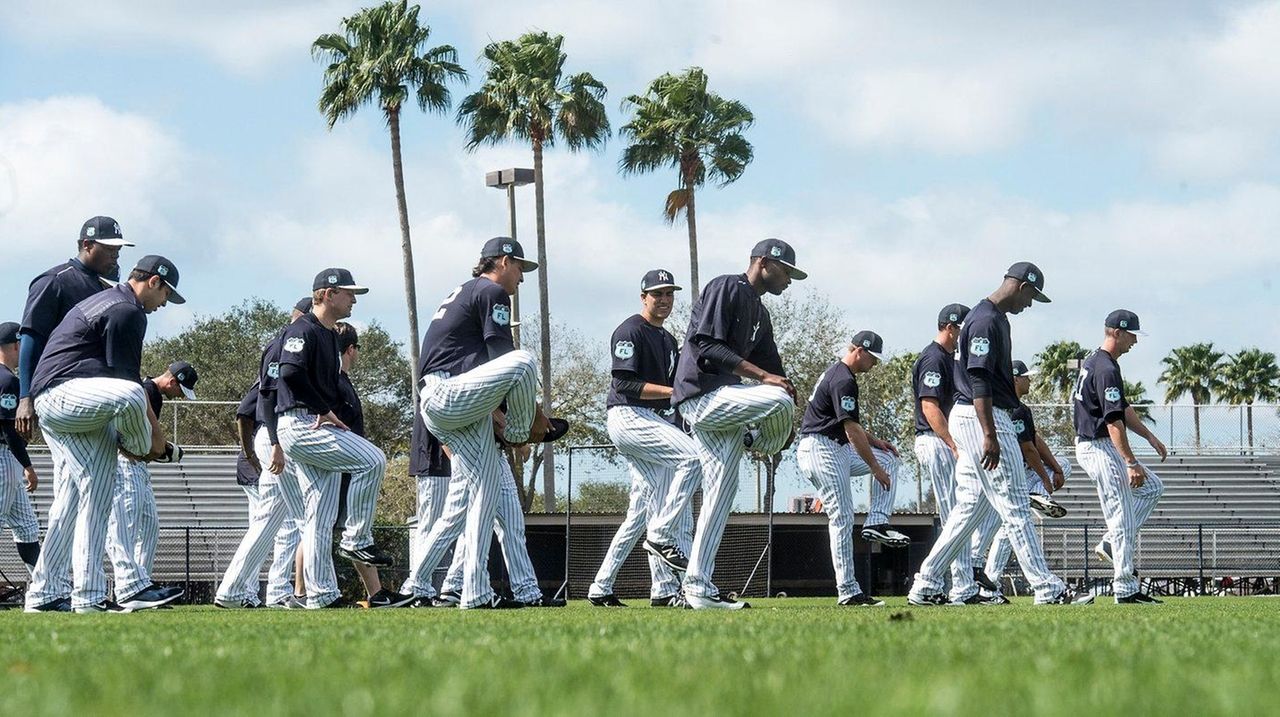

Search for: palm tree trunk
xmin=685 ymin=181 xmax=699 ymax=299
xmin=1248 ymin=403 xmax=1255 ymax=450
xmin=387 ymin=109 xmax=421 ymax=408
xmin=1193 ymin=405 xmax=1201 ymax=448
xmin=533 ymin=136 xmax=555 ymax=513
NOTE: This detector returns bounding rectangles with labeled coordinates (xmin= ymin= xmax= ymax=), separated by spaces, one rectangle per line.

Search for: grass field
xmin=2 ymin=597 xmax=1278 ymax=716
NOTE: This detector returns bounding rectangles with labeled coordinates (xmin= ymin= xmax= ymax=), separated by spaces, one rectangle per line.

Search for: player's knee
xmin=509 ymin=349 xmax=538 ymax=374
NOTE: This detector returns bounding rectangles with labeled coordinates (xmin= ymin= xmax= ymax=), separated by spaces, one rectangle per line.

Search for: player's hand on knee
xmin=981 ymin=434 xmax=1000 ymax=470
xmin=15 ymin=397 xmax=36 ymax=441
xmin=269 ymin=444 xmax=286 ymax=475
xmin=1128 ymin=465 xmax=1146 ymax=488
xmin=762 ymin=373 xmax=795 ymax=401
xmin=1051 ymin=470 xmax=1065 ymax=491
xmin=23 ymin=466 xmax=38 ymax=492
xmin=313 ymin=411 xmax=349 ymax=431
xmin=872 ymin=465 xmax=891 ymax=489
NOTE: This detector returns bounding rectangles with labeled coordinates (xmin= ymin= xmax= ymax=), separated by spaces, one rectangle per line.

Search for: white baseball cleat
xmin=1029 ymin=493 xmax=1068 ymax=518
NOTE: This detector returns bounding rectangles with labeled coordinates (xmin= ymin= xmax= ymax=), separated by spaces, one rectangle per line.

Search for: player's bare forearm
xmin=920 ymin=398 xmax=955 ymax=450
xmin=1034 ymin=435 xmax=1062 ymax=475
xmin=237 ymin=416 xmax=256 ymax=458
xmin=638 ymin=383 xmax=673 ymax=400
xmin=1021 ymin=442 xmax=1053 ymax=491
xmin=1107 ymin=419 xmax=1137 ymax=463
xmin=844 ymin=420 xmax=882 ymax=473
xmin=973 ymin=397 xmax=997 ymax=437
xmin=1122 ymin=407 xmax=1152 ymax=441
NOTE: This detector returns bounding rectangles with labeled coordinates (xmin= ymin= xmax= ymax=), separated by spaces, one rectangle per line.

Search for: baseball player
xmin=796 ymin=330 xmax=896 ymax=607
xmin=0 ymin=322 xmax=41 ymax=580
xmin=215 ymin=299 xmax=311 ymax=609
xmin=326 ymin=322 xmax=413 ymax=608
xmin=274 ymin=269 xmax=391 ymax=609
xmin=400 ymin=417 xmax=453 ymax=601
xmin=1073 ymin=310 xmax=1167 ymax=603
xmin=645 ymin=239 xmax=801 ymax=610
xmin=24 ymin=255 xmax=184 ymax=613
xmin=908 ymin=262 xmax=1075 ymax=606
xmin=975 ymin=360 xmax=1071 ymax=600
xmin=103 ymin=362 xmax=196 ymax=610
xmin=403 ymin=237 xmax=556 ymax=610
xmin=587 ymin=269 xmax=696 ymax=608
xmin=16 ymin=217 xmax=134 ymax=444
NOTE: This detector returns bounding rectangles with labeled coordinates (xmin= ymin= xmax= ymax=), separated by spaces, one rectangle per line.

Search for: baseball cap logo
xmin=327 ymin=275 xmax=337 ymax=284
xmin=770 ymin=246 xmax=782 ymax=257
xmin=113 ymin=223 xmax=121 ymax=234
xmin=1027 ymin=271 xmax=1038 ymax=283
xmin=862 ymin=339 xmax=871 ymax=348
xmin=1120 ymin=319 xmax=1128 ymax=328
xmin=157 ymin=265 xmax=169 ymax=277
xmin=658 ymin=271 xmax=669 ymax=281
xmin=177 ymin=372 xmax=186 ymax=381
xmin=86 ymin=226 xmax=96 ymax=237
xmin=502 ymin=243 xmax=513 ymax=253
xmin=949 ymin=313 xmax=959 ymax=322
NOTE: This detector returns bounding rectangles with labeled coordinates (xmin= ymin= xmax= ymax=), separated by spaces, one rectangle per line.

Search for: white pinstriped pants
xmin=848 ymin=445 xmax=902 ymax=526
xmin=983 ymin=456 xmax=1073 ymax=585
xmin=400 ymin=474 xmax=451 ymax=595
xmin=105 ymin=456 xmax=157 ymax=599
xmin=797 ymin=434 xmax=869 ymax=601
xmin=216 ymin=427 xmax=304 ymax=604
xmin=1075 ymin=439 xmax=1164 ymax=597
xmin=1 ymin=451 xmax=39 ymax=547
xmin=414 ymin=350 xmax=540 ymax=609
xmin=25 ymin=378 xmax=153 ymax=609
xmin=909 ymin=404 xmax=1065 ymax=603
xmin=677 ymin=384 xmax=794 ymax=599
xmin=913 ymin=433 xmax=971 ymax=591
xmin=589 ymin=406 xmax=695 ymax=600
xmin=439 ymin=464 xmax=544 ymax=603
xmin=278 ymin=410 xmax=387 ymax=608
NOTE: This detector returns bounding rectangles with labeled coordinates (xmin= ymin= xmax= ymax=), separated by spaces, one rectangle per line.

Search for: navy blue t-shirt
xmin=235 ymin=383 xmax=261 ymax=486
xmin=20 ymin=258 xmax=108 ymax=341
xmin=0 ymin=366 xmax=17 ymax=422
xmin=275 ymin=312 xmax=340 ymax=415
xmin=953 ymin=299 xmax=1018 ymax=410
xmin=606 ymin=313 xmax=679 ymax=410
xmin=255 ymin=332 xmax=285 ymax=426
xmin=408 ymin=411 xmax=452 ymax=478
xmin=912 ymin=340 xmax=957 ymax=434
xmin=418 ymin=277 xmax=514 ymax=378
xmin=1073 ymin=349 xmax=1128 ymax=440
xmin=1011 ymin=403 xmax=1036 ymax=444
xmin=671 ymin=273 xmax=784 ymax=405
xmin=142 ymin=378 xmax=163 ymax=417
xmin=799 ymin=361 xmax=860 ymax=444
xmin=30 ymin=284 xmax=147 ymax=397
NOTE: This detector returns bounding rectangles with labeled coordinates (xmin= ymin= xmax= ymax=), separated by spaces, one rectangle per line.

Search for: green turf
xmin=1 ymin=597 xmax=1278 ymax=716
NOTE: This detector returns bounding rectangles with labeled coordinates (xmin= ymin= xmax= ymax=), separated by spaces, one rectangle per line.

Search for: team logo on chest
xmin=1013 ymin=419 xmax=1026 ymax=434
xmin=283 ymin=337 xmax=305 ymax=353
xmin=267 ymin=362 xmax=280 ymax=379
xmin=840 ymin=395 xmax=856 ymax=412
xmin=923 ymin=371 xmax=942 ymax=388
xmin=1104 ymin=386 xmax=1122 ymax=403
xmin=970 ymin=337 xmax=990 ymax=356
xmin=614 ymin=341 xmax=635 ymax=359
xmin=492 ymin=305 xmax=511 ymax=326
xmin=0 ymin=393 xmax=16 ymax=410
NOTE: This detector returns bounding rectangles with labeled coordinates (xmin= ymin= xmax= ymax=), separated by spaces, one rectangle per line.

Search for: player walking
xmin=1073 ymin=310 xmax=1166 ymax=603
xmin=0 ymin=322 xmax=41 ymax=580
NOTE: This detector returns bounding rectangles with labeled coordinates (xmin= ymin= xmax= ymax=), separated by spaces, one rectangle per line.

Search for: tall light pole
xmin=486 ymin=168 xmax=534 ymax=348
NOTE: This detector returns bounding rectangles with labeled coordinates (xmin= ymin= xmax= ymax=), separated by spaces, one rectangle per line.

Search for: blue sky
xmin=3 ymin=0 xmax=1280 ymax=398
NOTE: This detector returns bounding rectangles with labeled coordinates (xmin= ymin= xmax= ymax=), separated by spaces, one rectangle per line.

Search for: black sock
xmin=16 ymin=541 xmax=39 ymax=574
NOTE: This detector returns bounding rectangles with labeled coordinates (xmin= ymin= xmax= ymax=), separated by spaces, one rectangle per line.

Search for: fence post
xmin=1197 ymin=524 xmax=1205 ymax=595
xmin=1083 ymin=524 xmax=1089 ymax=586
xmin=172 ymin=403 xmax=180 ymax=446
xmin=766 ymin=459 xmax=775 ymax=598
xmin=184 ymin=527 xmax=191 ymax=604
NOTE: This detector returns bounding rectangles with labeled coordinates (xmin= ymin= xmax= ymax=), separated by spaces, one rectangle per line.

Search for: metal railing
xmin=1026 ymin=403 xmax=1280 ymax=455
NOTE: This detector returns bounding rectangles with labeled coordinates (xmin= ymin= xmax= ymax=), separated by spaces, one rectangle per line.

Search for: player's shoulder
xmin=29 ymin=260 xmax=73 ymax=286
xmin=704 ymin=273 xmax=745 ymax=297
xmin=0 ymin=364 xmax=17 ymax=391
xmin=472 ymin=276 xmax=508 ymax=301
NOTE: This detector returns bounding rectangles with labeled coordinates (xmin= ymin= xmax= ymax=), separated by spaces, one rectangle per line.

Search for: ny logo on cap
xmin=502 ymin=243 xmax=513 ymax=253
xmin=157 ymin=265 xmax=169 ymax=277
xmin=770 ymin=246 xmax=782 ymax=257
xmin=113 ymin=223 xmax=121 ymax=234
xmin=1028 ymin=271 xmax=1038 ymax=283
xmin=658 ymin=271 xmax=670 ymax=282
xmin=327 ymin=275 xmax=338 ymax=284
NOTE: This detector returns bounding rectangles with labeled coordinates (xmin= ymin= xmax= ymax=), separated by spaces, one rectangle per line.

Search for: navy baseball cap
xmin=1105 ymin=309 xmax=1147 ymax=336
xmin=641 ymin=269 xmax=682 ymax=292
xmin=133 ymin=255 xmax=186 ymax=304
xmin=1005 ymin=262 xmax=1049 ymax=302
xmin=750 ymin=239 xmax=807 ymax=280
xmin=0 ymin=322 xmax=19 ymax=345
xmin=80 ymin=216 xmax=134 ymax=247
xmin=482 ymin=237 xmax=539 ymax=271
xmin=1012 ymin=360 xmax=1037 ymax=377
xmin=168 ymin=361 xmax=198 ymax=399
xmin=851 ymin=330 xmax=885 ymax=361
xmin=938 ymin=303 xmax=970 ymax=327
xmin=313 ymin=268 xmax=368 ymax=294
xmin=293 ymin=297 xmax=313 ymax=314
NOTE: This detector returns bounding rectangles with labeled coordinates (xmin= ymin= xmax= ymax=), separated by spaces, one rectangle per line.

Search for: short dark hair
xmin=128 ymin=269 xmax=154 ymax=283
xmin=334 ymin=322 xmax=359 ymax=353
xmin=472 ymin=256 xmax=500 ymax=278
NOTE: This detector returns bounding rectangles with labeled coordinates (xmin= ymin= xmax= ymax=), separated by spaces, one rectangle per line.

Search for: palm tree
xmin=1159 ymin=343 xmax=1225 ymax=448
xmin=1221 ymin=348 xmax=1280 ymax=449
xmin=1033 ymin=340 xmax=1086 ymax=400
xmin=1125 ymin=380 xmax=1156 ymax=425
xmin=618 ymin=67 xmax=754 ymax=298
xmin=312 ymin=0 xmax=466 ymax=405
xmin=457 ymin=31 xmax=610 ymax=511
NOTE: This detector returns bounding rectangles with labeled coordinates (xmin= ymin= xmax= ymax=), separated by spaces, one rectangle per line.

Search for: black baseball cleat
xmin=336 ymin=543 xmax=394 ymax=567
xmin=837 ymin=593 xmax=885 ymax=607
xmin=467 ymin=595 xmax=525 ymax=610
xmin=74 ymin=600 xmax=129 ymax=614
xmin=643 ymin=540 xmax=689 ymax=572
xmin=1116 ymin=592 xmax=1163 ymax=604
xmin=408 ymin=596 xmax=436 ymax=608
xmin=119 ymin=584 xmax=183 ymax=611
xmin=952 ymin=593 xmax=1006 ymax=606
xmin=24 ymin=597 xmax=72 ymax=613
xmin=589 ymin=594 xmax=628 ymax=608
xmin=981 ymin=592 xmax=1012 ymax=605
xmin=213 ymin=596 xmax=258 ymax=609
xmin=519 ymin=596 xmax=567 ymax=608
xmin=650 ymin=594 xmax=686 ymax=608
xmin=319 ymin=596 xmax=355 ymax=609
xmin=861 ymin=524 xmax=911 ymax=547
xmin=686 ymin=593 xmax=750 ymax=610
xmin=366 ymin=589 xmax=415 ymax=609
xmin=432 ymin=590 xmax=462 ymax=607
xmin=1044 ymin=589 xmax=1095 ymax=605
xmin=908 ymin=592 xmax=948 ymax=606
xmin=973 ymin=568 xmax=999 ymax=593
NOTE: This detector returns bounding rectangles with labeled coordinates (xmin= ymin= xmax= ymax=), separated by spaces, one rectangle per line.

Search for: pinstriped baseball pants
xmin=416 ymin=350 xmax=540 ymax=609
xmin=983 ymin=456 xmax=1072 ymax=585
xmin=105 ymin=456 xmax=157 ymax=599
xmin=848 ymin=445 xmax=902 ymax=525
xmin=589 ymin=406 xmax=695 ymax=600
xmin=797 ymin=434 xmax=868 ymax=601
xmin=913 ymin=433 xmax=970 ymax=591
xmin=910 ymin=404 xmax=1065 ymax=603
xmin=439 ymin=465 xmax=544 ymax=603
xmin=1075 ymin=439 xmax=1164 ymax=597
xmin=1 ymin=451 xmax=39 ymax=547
xmin=26 ymin=378 xmax=153 ymax=609
xmin=677 ymin=384 xmax=794 ymax=599
xmin=278 ymin=410 xmax=387 ymax=608
xmin=216 ymin=427 xmax=305 ymax=604
xmin=400 ymin=474 xmax=451 ymax=595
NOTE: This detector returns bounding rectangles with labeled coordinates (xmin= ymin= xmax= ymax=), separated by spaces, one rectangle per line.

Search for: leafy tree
xmin=1033 ymin=340 xmax=1086 ymax=400
xmin=457 ymin=30 xmax=610 ymax=511
xmin=1125 ymin=379 xmax=1156 ymax=426
xmin=1159 ymin=342 xmax=1225 ymax=448
xmin=313 ymin=0 xmax=467 ymax=406
xmin=556 ymin=481 xmax=630 ymax=513
xmin=619 ymin=67 xmax=754 ymax=298
xmin=1221 ymin=348 xmax=1280 ymax=449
